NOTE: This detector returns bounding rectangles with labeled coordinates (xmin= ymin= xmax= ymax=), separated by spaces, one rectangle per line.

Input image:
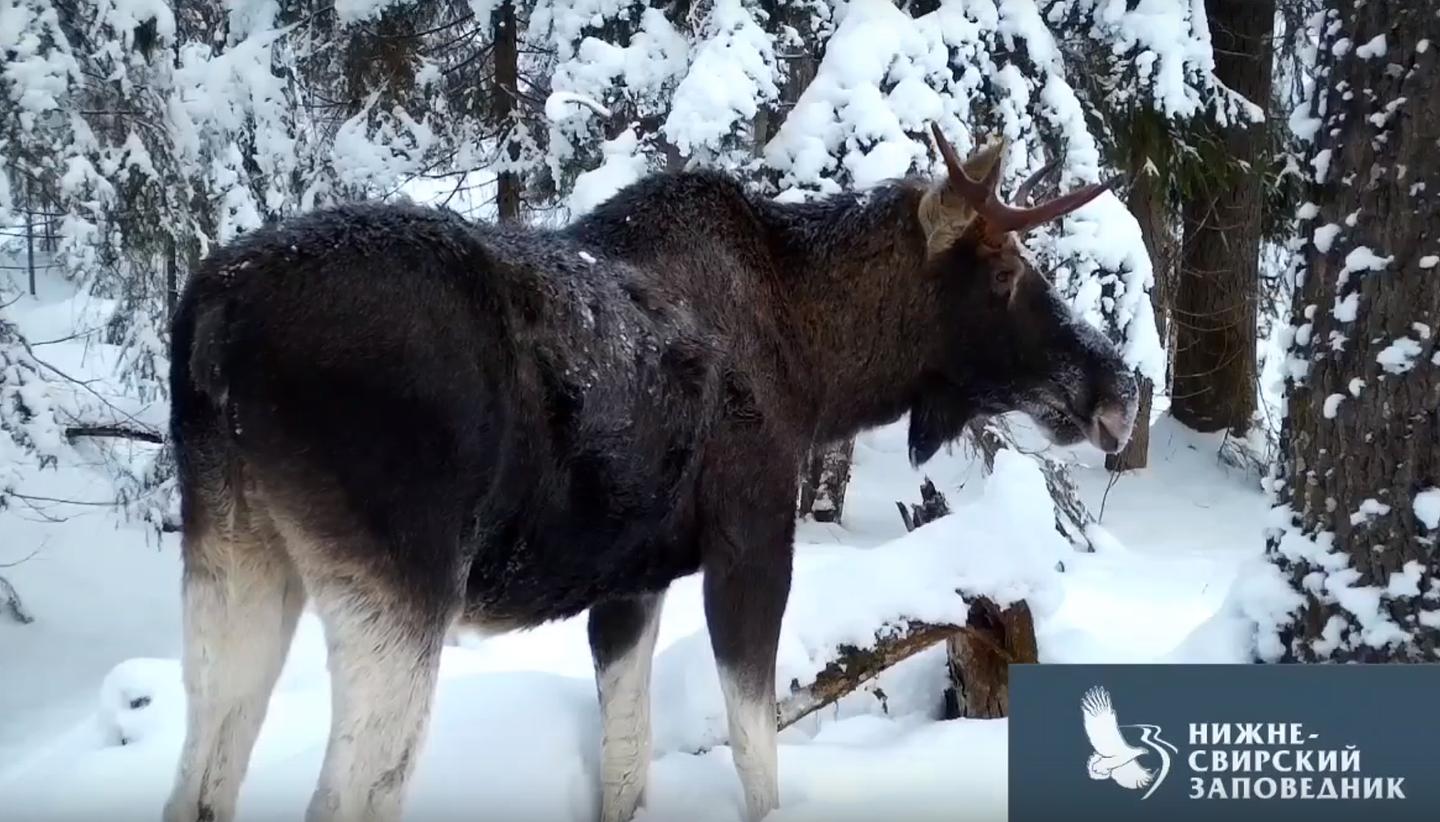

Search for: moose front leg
xmin=589 ymin=592 xmax=665 ymax=822
xmin=701 ymin=485 xmax=795 ymax=822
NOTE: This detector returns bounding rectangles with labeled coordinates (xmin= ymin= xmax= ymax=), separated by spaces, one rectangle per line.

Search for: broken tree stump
xmin=944 ymin=597 xmax=1038 ymax=719
xmin=895 ymin=476 xmax=952 ymax=532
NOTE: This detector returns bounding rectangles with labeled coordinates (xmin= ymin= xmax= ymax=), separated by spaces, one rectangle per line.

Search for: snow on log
xmin=777 ymin=620 xmax=962 ymax=729
xmin=778 ymin=596 xmax=1036 ymax=729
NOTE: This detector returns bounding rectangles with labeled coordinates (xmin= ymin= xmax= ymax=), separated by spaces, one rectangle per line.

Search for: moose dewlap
xmin=163 ymin=124 xmax=1135 ymax=822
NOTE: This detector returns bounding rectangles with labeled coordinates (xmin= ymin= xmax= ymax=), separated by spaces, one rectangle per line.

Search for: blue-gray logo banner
xmin=1010 ymin=664 xmax=1440 ymax=821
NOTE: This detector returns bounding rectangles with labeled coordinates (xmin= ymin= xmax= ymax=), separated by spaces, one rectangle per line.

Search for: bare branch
xmin=65 ymin=425 xmax=165 ymax=445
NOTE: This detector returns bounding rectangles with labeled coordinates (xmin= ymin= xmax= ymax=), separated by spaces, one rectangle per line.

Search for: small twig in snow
xmin=0 ymin=547 xmax=42 ymax=568
xmin=1098 ymin=467 xmax=1122 ymax=523
xmin=0 ymin=575 xmax=34 ymax=624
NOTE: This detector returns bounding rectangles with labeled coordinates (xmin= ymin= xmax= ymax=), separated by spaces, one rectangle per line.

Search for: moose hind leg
xmin=286 ymin=525 xmax=459 ymax=822
xmin=704 ymin=551 xmax=791 ymax=822
xmin=163 ymin=519 xmax=306 ymax=822
xmin=589 ymin=592 xmax=665 ymax=822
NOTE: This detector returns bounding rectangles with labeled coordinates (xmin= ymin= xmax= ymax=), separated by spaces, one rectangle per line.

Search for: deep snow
xmin=0 ymin=267 xmax=1270 ymax=819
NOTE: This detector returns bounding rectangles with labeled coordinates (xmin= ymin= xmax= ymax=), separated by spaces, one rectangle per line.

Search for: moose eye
xmin=992 ymin=267 xmax=1018 ymax=295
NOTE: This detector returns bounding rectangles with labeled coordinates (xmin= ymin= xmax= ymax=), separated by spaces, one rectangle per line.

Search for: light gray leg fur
xmin=593 ymin=594 xmax=665 ymax=822
xmin=163 ymin=529 xmax=306 ymax=822
xmin=719 ymin=666 xmax=779 ymax=822
xmin=303 ymin=584 xmax=447 ymax=822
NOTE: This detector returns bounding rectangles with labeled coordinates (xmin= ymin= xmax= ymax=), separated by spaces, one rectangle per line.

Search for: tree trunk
xmin=492 ymin=1 xmax=522 ymax=223
xmin=24 ymin=184 xmax=37 ymax=297
xmin=165 ymin=233 xmax=178 ymax=317
xmin=1270 ymin=1 xmax=1440 ymax=662
xmin=769 ymin=11 xmax=854 ymax=523
xmin=1171 ymin=0 xmax=1274 ymax=434
xmin=1107 ymin=127 xmax=1176 ymax=471
xmin=798 ymin=438 xmax=855 ymax=523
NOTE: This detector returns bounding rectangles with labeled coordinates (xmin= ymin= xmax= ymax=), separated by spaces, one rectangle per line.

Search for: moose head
xmin=906 ymin=124 xmax=1139 ymax=466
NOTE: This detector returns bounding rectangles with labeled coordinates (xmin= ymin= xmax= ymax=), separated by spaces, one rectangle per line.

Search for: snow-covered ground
xmin=0 ymin=268 xmax=1269 ymax=820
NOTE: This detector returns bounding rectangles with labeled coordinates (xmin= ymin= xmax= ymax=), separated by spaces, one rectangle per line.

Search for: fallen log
xmin=776 ymin=596 xmax=1036 ymax=730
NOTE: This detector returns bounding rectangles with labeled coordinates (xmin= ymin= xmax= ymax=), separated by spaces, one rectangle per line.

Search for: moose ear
xmin=959 ymin=139 xmax=1006 ymax=193
xmin=919 ymin=129 xmax=1009 ymax=256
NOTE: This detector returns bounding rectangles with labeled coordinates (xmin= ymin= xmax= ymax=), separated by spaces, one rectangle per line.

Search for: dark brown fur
xmin=165 ymin=165 xmax=1136 ymax=822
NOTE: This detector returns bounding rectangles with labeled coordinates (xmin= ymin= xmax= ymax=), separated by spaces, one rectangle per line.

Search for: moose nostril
xmin=1090 ymin=400 xmax=1136 ymax=454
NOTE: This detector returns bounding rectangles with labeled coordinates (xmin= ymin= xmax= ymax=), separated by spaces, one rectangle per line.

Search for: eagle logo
xmin=1081 ymin=686 xmax=1175 ymax=799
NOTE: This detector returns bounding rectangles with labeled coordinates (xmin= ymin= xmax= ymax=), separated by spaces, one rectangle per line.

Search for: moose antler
xmin=929 ymin=124 xmax=1113 ymax=234
xmin=1013 ymin=159 xmax=1059 ymax=206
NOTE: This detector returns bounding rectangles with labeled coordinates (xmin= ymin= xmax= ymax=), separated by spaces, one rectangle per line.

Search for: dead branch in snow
xmin=65 ymin=425 xmax=165 ymax=444
xmin=776 ymin=596 xmax=1036 ymax=731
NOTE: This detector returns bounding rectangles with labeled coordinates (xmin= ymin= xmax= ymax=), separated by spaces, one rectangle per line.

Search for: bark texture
xmin=1172 ymin=0 xmax=1274 ymax=433
xmin=1108 ymin=130 xmax=1177 ymax=470
xmin=896 ymin=477 xmax=951 ymax=533
xmin=777 ymin=621 xmax=961 ymax=730
xmin=799 ymin=438 xmax=856 ymax=523
xmin=1272 ymin=1 xmax=1440 ymax=662
xmin=944 ymin=599 xmax=1037 ymax=719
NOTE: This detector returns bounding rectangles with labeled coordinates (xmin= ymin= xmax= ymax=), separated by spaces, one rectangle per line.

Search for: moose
xmin=162 ymin=124 xmax=1136 ymax=822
